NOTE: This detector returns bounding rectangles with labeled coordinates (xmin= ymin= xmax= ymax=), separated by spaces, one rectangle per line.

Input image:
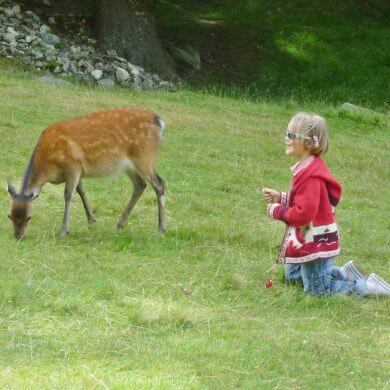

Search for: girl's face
xmin=284 ymin=129 xmax=311 ymax=159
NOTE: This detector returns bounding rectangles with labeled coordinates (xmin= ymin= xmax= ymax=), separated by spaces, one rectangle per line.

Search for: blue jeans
xmin=284 ymin=258 xmax=368 ymax=297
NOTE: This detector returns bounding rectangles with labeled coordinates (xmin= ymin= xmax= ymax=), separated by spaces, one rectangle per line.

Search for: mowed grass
xmin=0 ymin=66 xmax=389 ymax=388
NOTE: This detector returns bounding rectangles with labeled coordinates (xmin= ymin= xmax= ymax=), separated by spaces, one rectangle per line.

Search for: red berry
xmin=264 ymin=280 xmax=273 ymax=288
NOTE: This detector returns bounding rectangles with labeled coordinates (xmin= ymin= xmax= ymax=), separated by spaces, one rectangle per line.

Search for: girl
xmin=262 ymin=112 xmax=390 ymax=297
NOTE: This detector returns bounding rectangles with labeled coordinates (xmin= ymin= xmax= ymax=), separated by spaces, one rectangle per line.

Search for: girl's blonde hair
xmin=288 ymin=112 xmax=329 ymax=156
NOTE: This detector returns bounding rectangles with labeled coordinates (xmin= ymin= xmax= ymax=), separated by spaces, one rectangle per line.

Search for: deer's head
xmin=7 ymin=181 xmax=40 ymax=239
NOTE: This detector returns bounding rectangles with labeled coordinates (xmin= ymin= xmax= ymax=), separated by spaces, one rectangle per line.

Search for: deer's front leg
xmin=151 ymin=173 xmax=166 ymax=235
xmin=60 ymin=176 xmax=79 ymax=237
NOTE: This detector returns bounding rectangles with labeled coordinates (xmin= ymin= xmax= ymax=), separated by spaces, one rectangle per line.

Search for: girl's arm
xmin=267 ymin=178 xmax=321 ymax=227
xmin=279 ymin=192 xmax=287 ymax=206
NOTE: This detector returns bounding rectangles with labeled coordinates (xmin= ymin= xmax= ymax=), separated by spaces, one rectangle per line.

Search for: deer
xmin=7 ymin=107 xmax=166 ymax=239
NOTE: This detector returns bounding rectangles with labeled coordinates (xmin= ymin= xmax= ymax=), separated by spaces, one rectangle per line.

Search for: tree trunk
xmin=95 ymin=0 xmax=175 ymax=79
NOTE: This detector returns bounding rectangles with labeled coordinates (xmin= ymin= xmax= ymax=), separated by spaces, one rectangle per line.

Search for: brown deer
xmin=7 ymin=108 xmax=166 ymax=239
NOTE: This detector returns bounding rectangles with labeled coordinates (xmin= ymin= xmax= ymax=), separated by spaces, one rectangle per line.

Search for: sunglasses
xmin=285 ymin=131 xmax=312 ymax=141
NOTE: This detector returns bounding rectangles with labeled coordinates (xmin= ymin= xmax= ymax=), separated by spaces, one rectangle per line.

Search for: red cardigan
xmin=268 ymin=156 xmax=342 ymax=264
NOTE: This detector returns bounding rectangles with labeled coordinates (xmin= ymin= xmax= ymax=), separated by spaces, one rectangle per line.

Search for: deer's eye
xmin=25 ymin=216 xmax=31 ymax=222
xmin=8 ymin=215 xmax=14 ymax=221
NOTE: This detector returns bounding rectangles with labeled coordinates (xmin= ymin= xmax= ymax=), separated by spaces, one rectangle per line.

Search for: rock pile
xmin=0 ymin=0 xmax=176 ymax=90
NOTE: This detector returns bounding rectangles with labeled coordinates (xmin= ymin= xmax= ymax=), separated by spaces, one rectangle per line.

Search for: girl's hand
xmin=262 ymin=188 xmax=280 ymax=203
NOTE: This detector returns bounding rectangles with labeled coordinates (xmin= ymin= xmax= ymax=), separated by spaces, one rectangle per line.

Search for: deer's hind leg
xmin=131 ymin=150 xmax=166 ymax=234
xmin=147 ymin=172 xmax=166 ymax=235
xmin=76 ymin=179 xmax=96 ymax=225
xmin=116 ymin=171 xmax=147 ymax=229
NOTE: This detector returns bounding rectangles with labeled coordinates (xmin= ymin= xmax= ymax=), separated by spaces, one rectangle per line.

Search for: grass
xmin=0 ymin=62 xmax=389 ymax=388
xmin=156 ymin=0 xmax=390 ymax=109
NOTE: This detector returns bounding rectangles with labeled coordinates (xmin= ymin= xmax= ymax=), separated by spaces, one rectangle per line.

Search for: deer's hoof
xmin=88 ymin=217 xmax=96 ymax=225
xmin=157 ymin=226 xmax=167 ymax=235
xmin=116 ymin=222 xmax=125 ymax=229
xmin=59 ymin=228 xmax=69 ymax=237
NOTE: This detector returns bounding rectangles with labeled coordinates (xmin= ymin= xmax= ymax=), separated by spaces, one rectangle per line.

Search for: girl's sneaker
xmin=340 ymin=260 xmax=367 ymax=281
xmin=367 ymin=274 xmax=390 ymax=296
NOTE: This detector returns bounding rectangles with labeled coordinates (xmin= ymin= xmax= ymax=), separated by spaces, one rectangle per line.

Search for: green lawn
xmin=0 ymin=65 xmax=389 ymax=388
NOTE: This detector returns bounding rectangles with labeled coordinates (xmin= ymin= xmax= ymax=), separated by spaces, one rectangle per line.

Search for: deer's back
xmin=34 ymin=108 xmax=162 ymax=179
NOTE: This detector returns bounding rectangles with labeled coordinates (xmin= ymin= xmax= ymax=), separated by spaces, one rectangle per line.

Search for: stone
xmin=37 ymin=75 xmax=73 ymax=87
xmin=341 ymin=102 xmax=373 ymax=113
xmin=39 ymin=24 xmax=51 ymax=35
xmin=97 ymin=78 xmax=115 ymax=88
xmin=12 ymin=5 xmax=21 ymax=15
xmin=75 ymin=74 xmax=94 ymax=86
xmin=91 ymin=69 xmax=103 ymax=80
xmin=45 ymin=52 xmax=57 ymax=62
xmin=4 ymin=8 xmax=13 ymax=18
xmin=7 ymin=27 xmax=18 ymax=36
xmin=170 ymin=45 xmax=201 ymax=71
xmin=94 ymin=62 xmax=105 ymax=71
xmin=141 ymin=78 xmax=154 ymax=90
xmin=43 ymin=42 xmax=55 ymax=50
xmin=70 ymin=45 xmax=79 ymax=55
xmin=60 ymin=58 xmax=70 ymax=72
xmin=3 ymin=33 xmax=16 ymax=43
xmin=78 ymin=59 xmax=94 ymax=73
xmin=102 ymin=64 xmax=114 ymax=73
xmin=42 ymin=33 xmax=60 ymax=46
xmin=131 ymin=81 xmax=142 ymax=91
xmin=31 ymin=50 xmax=44 ymax=59
xmin=29 ymin=11 xmax=40 ymax=22
xmin=128 ymin=63 xmax=140 ymax=76
xmin=115 ymin=66 xmax=129 ymax=82
xmin=69 ymin=61 xmax=79 ymax=74
xmin=0 ymin=0 xmax=176 ymax=92
xmin=25 ymin=35 xmax=35 ymax=43
xmin=159 ymin=80 xmax=171 ymax=89
xmin=106 ymin=49 xmax=117 ymax=57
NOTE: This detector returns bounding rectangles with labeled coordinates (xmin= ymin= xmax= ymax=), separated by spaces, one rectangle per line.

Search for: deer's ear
xmin=6 ymin=181 xmax=17 ymax=198
xmin=27 ymin=189 xmax=40 ymax=201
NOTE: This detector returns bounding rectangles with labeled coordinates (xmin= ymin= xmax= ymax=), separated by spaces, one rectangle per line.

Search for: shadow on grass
xmin=157 ymin=0 xmax=390 ymax=109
